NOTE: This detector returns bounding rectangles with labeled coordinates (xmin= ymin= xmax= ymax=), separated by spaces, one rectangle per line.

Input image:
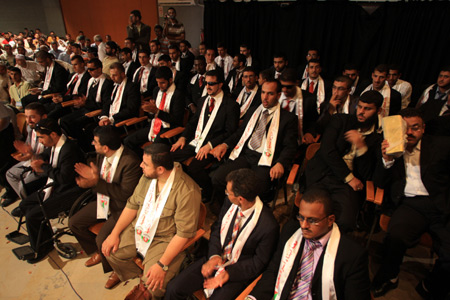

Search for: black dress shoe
xmin=371 ymin=278 xmax=399 ymax=297
xmin=1 ymin=197 xmax=19 ymax=208
xmin=26 ymin=246 xmax=54 ymax=264
xmin=11 ymin=207 xmax=22 ymax=217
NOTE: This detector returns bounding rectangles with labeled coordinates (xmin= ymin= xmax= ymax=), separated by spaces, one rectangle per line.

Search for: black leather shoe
xmin=26 ymin=246 xmax=53 ymax=264
xmin=1 ymin=197 xmax=19 ymax=208
xmin=11 ymin=207 xmax=22 ymax=217
xmin=371 ymin=278 xmax=399 ymax=297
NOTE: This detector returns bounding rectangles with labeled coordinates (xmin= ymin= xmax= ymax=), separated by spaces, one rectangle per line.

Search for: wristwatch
xmin=156 ymin=260 xmax=169 ymax=272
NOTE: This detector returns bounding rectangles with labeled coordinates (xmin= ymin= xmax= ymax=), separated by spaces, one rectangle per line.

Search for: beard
xmin=357 ymin=112 xmax=378 ymax=129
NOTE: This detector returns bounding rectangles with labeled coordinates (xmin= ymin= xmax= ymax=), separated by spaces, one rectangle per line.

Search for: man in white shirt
xmin=301 ymin=59 xmax=331 ymax=114
xmin=93 ymin=34 xmax=106 ymax=62
xmin=214 ymin=42 xmax=233 ymax=80
xmin=387 ymin=64 xmax=412 ymax=109
xmin=149 ymin=39 xmax=163 ymax=67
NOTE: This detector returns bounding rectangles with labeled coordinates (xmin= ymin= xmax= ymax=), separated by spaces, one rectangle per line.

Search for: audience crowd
xmin=1 ymin=7 xmax=449 ymax=300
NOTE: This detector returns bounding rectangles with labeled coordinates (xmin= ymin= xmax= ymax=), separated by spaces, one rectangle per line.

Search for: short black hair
xmin=71 ymin=55 xmax=84 ymax=64
xmin=138 ymin=49 xmax=150 ymax=57
xmin=226 ymin=169 xmax=260 ymax=202
xmin=150 ymin=39 xmax=160 ymax=46
xmin=388 ymin=64 xmax=402 ymax=73
xmin=93 ymin=125 xmax=121 ymax=150
xmin=120 ymin=47 xmax=132 ymax=56
xmin=130 ymin=10 xmax=142 ymax=20
xmin=374 ymin=64 xmax=388 ymax=74
xmin=180 ymin=40 xmax=191 ymax=48
xmin=154 ymin=25 xmax=163 ymax=31
xmin=334 ymin=75 xmax=353 ymax=89
xmin=359 ymin=90 xmax=383 ymax=109
xmin=242 ymin=66 xmax=257 ymax=76
xmin=144 ymin=143 xmax=174 ymax=170
xmin=106 ymin=41 xmax=118 ymax=51
xmin=194 ymin=55 xmax=206 ymax=64
xmin=236 ymin=54 xmax=246 ymax=65
xmin=25 ymin=102 xmax=47 ymax=116
xmin=168 ymin=45 xmax=180 ymax=52
xmin=259 ymin=68 xmax=273 ymax=81
xmin=307 ymin=58 xmax=321 ymax=67
xmin=158 ymin=54 xmax=171 ymax=63
xmin=9 ymin=67 xmax=21 ymax=74
xmin=216 ymin=42 xmax=227 ymax=49
xmin=263 ymin=78 xmax=282 ymax=93
xmin=35 ymin=118 xmax=61 ymax=136
xmin=273 ymin=53 xmax=287 ymax=61
xmin=35 ymin=50 xmax=52 ymax=60
xmin=156 ymin=66 xmax=173 ymax=81
xmin=205 ymin=69 xmax=224 ymax=84
xmin=301 ymin=188 xmax=334 ymax=216
xmin=110 ymin=62 xmax=125 ymax=73
xmin=87 ymin=58 xmax=102 ymax=69
xmin=279 ymin=68 xmax=298 ymax=82
xmin=343 ymin=63 xmax=359 ymax=71
xmin=400 ymin=108 xmax=424 ymax=121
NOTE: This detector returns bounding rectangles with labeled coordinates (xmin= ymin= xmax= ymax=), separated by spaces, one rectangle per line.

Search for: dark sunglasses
xmin=206 ymin=81 xmax=219 ymax=86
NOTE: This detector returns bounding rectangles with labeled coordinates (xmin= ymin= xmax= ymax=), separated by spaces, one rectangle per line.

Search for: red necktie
xmin=283 ymin=99 xmax=291 ymax=111
xmin=209 ymin=97 xmax=215 ymax=113
xmin=199 ymin=75 xmax=204 ymax=88
xmin=309 ymin=81 xmax=315 ymax=94
xmin=138 ymin=67 xmax=145 ymax=82
xmin=153 ymin=92 xmax=167 ymax=136
xmin=65 ymin=74 xmax=79 ymax=96
xmin=222 ymin=210 xmax=244 ymax=261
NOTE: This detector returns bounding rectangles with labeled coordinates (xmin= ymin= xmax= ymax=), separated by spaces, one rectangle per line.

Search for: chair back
xmin=295 ymin=143 xmax=321 ymax=207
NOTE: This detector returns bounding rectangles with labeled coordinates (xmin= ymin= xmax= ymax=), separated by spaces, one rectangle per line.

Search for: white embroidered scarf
xmin=204 ymin=197 xmax=264 ymax=298
xmin=96 ymin=146 xmax=123 ymax=219
xmin=148 ymin=85 xmax=175 ymax=141
xmin=86 ymin=75 xmax=106 ymax=103
xmin=66 ymin=71 xmax=85 ymax=95
xmin=134 ymin=166 xmax=177 ymax=257
xmin=109 ymin=78 xmax=127 ymax=117
xmin=229 ymin=104 xmax=280 ymax=166
xmin=237 ymin=86 xmax=258 ymax=118
xmin=417 ymin=84 xmax=435 ymax=107
xmin=43 ymin=134 xmax=67 ymax=201
xmin=189 ymin=93 xmax=223 ymax=152
xmin=273 ymin=223 xmax=340 ymax=300
xmin=301 ymin=76 xmax=325 ymax=114
xmin=43 ymin=62 xmax=55 ymax=91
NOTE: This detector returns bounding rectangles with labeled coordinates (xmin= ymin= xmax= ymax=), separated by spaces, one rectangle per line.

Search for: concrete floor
xmin=0 ymin=187 xmax=431 ymax=300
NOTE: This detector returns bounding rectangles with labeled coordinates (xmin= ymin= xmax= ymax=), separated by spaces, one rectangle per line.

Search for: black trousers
xmin=374 ymin=196 xmax=450 ymax=298
xmin=68 ymin=201 xmax=119 ymax=273
xmin=171 ymin=144 xmax=216 ymax=198
xmin=124 ymin=126 xmax=171 ymax=157
xmin=1 ymin=124 xmax=17 ymax=196
xmin=165 ymin=257 xmax=251 ymax=300
xmin=19 ymin=186 xmax=85 ymax=254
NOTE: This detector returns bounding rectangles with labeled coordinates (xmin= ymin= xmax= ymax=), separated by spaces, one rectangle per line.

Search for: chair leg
xmin=366 ymin=212 xmax=380 ymax=250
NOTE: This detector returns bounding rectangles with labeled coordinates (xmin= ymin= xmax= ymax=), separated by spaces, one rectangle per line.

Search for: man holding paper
xmin=69 ymin=125 xmax=141 ymax=271
xmin=101 ymin=143 xmax=201 ymax=299
xmin=165 ymin=168 xmax=279 ymax=300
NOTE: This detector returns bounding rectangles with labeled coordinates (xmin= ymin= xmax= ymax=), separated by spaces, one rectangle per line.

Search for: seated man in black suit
xmin=18 ymin=118 xmax=85 ymax=263
xmin=416 ymin=66 xmax=450 ymax=136
xmin=120 ymin=47 xmax=140 ymax=81
xmin=301 ymin=59 xmax=331 ymax=114
xmin=316 ymin=76 xmax=358 ymax=136
xmin=158 ymin=54 xmax=188 ymax=94
xmin=240 ymin=44 xmax=259 ymax=71
xmin=60 ymin=58 xmax=114 ymax=151
xmin=269 ymin=53 xmax=288 ymax=80
xmin=124 ymin=66 xmax=185 ymax=155
xmin=132 ymin=49 xmax=157 ymax=99
xmin=278 ymin=68 xmax=318 ymax=145
xmin=248 ymin=188 xmax=370 ymax=300
xmin=47 ymin=54 xmax=91 ymax=119
xmin=186 ymin=56 xmax=207 ymax=113
xmin=360 ymin=64 xmax=402 ymax=117
xmin=235 ymin=67 xmax=261 ymax=120
xmin=98 ymin=62 xmax=140 ymax=127
xmin=166 ymin=168 xmax=279 ymax=300
xmin=342 ymin=63 xmax=371 ymax=98
xmin=371 ymin=108 xmax=450 ymax=299
xmin=69 ymin=126 xmax=141 ymax=271
xmin=21 ymin=50 xmax=69 ymax=108
xmin=304 ymin=91 xmax=383 ymax=233
xmin=298 ymin=48 xmax=320 ymax=81
xmin=170 ymin=69 xmax=239 ymax=201
xmin=225 ymin=54 xmax=246 ymax=99
xmin=179 ymin=39 xmax=195 ymax=71
xmin=211 ymin=79 xmax=298 ymax=202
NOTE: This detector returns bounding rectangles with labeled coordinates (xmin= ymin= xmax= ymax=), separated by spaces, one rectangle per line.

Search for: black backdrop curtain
xmin=204 ymin=1 xmax=450 ymax=102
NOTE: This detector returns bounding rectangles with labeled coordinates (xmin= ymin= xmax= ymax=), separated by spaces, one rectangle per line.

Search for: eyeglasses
xmin=296 ymin=214 xmax=328 ymax=226
xmin=87 ymin=67 xmax=99 ymax=71
xmin=206 ymin=81 xmax=219 ymax=86
xmin=281 ymin=84 xmax=295 ymax=89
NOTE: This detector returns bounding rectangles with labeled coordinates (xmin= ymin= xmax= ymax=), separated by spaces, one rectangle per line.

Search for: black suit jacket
xmin=181 ymin=51 xmax=195 ymax=73
xmin=353 ymin=77 xmax=371 ymax=98
xmin=250 ymin=219 xmax=370 ymax=300
xmin=126 ymin=61 xmax=140 ymax=81
xmin=127 ymin=23 xmax=151 ymax=52
xmin=237 ymin=87 xmax=261 ymax=120
xmin=375 ymin=135 xmax=450 ymax=217
xmin=42 ymin=61 xmax=70 ymax=96
xmin=85 ymin=77 xmax=114 ymax=111
xmin=388 ymin=88 xmax=402 ymax=116
xmin=132 ymin=66 xmax=157 ymax=98
xmin=182 ymin=93 xmax=239 ymax=148
xmin=149 ymin=86 xmax=185 ymax=129
xmin=303 ymin=78 xmax=332 ymax=104
xmin=101 ymin=79 xmax=140 ymax=124
xmin=186 ymin=73 xmax=207 ymax=107
xmin=92 ymin=147 xmax=142 ymax=218
xmin=306 ymin=114 xmax=382 ymax=186
xmin=208 ymin=198 xmax=279 ymax=283
xmin=316 ymin=95 xmax=358 ymax=136
xmin=418 ymin=84 xmax=448 ymax=123
xmin=224 ymin=105 xmax=299 ymax=170
xmin=39 ymin=138 xmax=85 ymax=195
xmin=225 ymin=68 xmax=244 ymax=98
xmin=65 ymin=71 xmax=91 ymax=99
